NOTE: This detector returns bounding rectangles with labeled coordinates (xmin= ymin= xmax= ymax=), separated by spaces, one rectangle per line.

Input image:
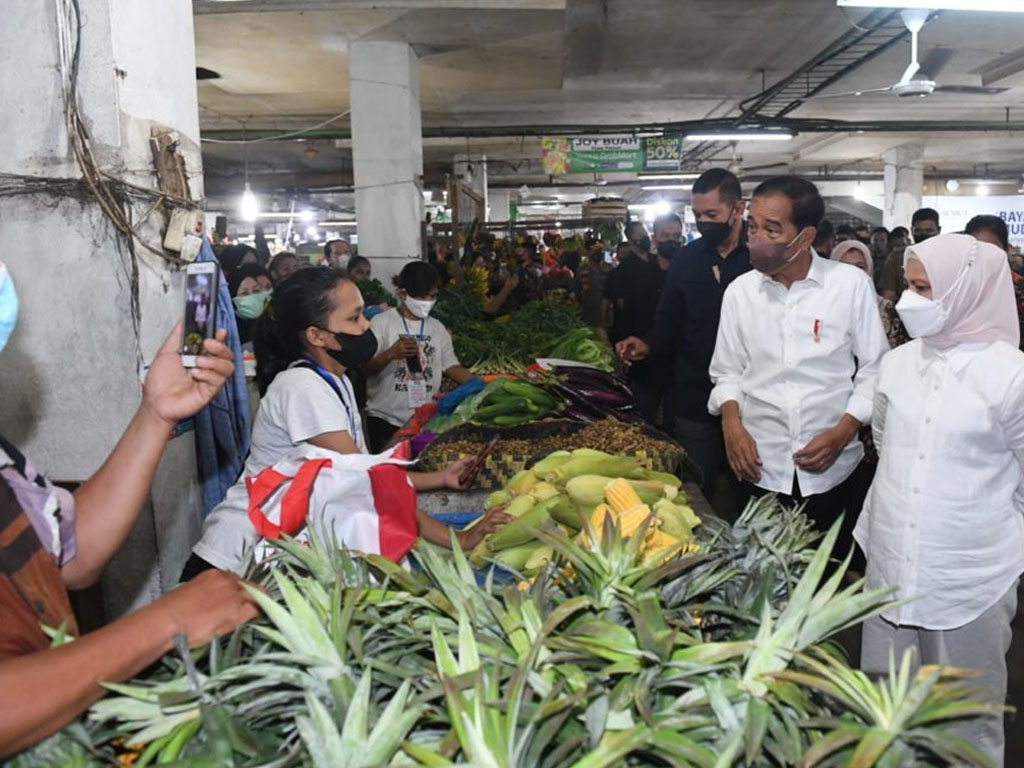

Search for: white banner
xmin=927 ymin=196 xmax=1024 ymax=248
xmin=570 ymin=135 xmax=641 ymax=151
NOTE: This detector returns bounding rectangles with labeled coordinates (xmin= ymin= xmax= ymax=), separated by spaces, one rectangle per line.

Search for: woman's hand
xmin=443 ymin=456 xmax=478 ymax=490
xmin=456 ymin=506 xmax=513 ymax=550
xmin=389 ymin=336 xmax=419 ymax=362
xmin=142 ymin=322 xmax=234 ymax=427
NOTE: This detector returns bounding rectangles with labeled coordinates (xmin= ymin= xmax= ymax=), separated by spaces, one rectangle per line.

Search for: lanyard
xmin=297 ymin=358 xmax=358 ymax=444
xmin=400 ymin=315 xmax=426 ymax=344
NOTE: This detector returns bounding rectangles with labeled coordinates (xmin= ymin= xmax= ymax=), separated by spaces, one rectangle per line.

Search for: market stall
xmin=24 ymin=457 xmax=994 ymax=767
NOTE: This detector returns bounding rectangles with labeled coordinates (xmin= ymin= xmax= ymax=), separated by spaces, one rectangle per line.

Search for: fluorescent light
xmin=641 ymin=184 xmax=691 ymax=191
xmin=652 ymin=200 xmax=671 ymax=216
xmin=685 ymin=132 xmax=793 ymax=142
xmin=838 ymin=0 xmax=1024 ymax=11
xmin=639 ymin=173 xmax=700 ymax=181
xmin=299 ymin=209 xmax=315 ymax=222
xmin=320 ymin=220 xmax=358 ymax=227
xmin=305 ymin=225 xmax=318 ymax=238
xmin=977 ymin=184 xmax=991 ymax=196
xmin=239 ymin=183 xmax=258 ymax=222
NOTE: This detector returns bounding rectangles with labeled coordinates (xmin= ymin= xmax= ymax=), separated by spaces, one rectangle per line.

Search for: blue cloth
xmin=364 ymin=305 xmax=387 ymax=320
xmin=436 ymin=376 xmax=485 ymax=415
xmin=193 ymin=239 xmax=251 ymax=515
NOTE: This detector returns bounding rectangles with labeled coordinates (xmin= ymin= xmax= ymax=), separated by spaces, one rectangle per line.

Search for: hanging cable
xmin=200 ymin=110 xmax=351 ymax=144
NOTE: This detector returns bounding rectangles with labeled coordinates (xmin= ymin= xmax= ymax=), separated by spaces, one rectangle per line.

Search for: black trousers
xmin=366 ymin=415 xmax=400 ymax=454
xmin=628 ymin=374 xmax=670 ymax=431
xmin=737 ymin=461 xmax=873 ymax=573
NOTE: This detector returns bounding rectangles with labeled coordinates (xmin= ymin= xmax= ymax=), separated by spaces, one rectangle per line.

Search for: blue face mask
xmin=0 ymin=263 xmax=18 ymax=353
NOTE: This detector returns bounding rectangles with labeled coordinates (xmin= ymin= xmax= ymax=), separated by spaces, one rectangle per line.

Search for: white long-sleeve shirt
xmin=855 ymin=340 xmax=1024 ymax=630
xmin=708 ymin=254 xmax=888 ymax=495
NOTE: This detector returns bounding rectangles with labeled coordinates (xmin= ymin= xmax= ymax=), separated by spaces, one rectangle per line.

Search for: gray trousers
xmin=860 ymin=581 xmax=1019 ymax=768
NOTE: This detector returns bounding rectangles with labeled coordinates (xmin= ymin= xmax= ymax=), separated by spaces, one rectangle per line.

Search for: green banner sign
xmin=542 ymin=135 xmax=684 ymax=175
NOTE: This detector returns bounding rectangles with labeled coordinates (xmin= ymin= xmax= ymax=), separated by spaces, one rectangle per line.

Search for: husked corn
xmin=605 ymin=478 xmax=643 ymax=515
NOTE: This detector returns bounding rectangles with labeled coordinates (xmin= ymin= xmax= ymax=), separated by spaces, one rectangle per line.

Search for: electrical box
xmin=164 ymin=208 xmax=205 ymax=261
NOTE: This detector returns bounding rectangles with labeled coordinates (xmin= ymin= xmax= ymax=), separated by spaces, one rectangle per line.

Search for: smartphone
xmin=459 ymin=437 xmax=500 ymax=488
xmin=401 ymin=334 xmax=424 ymax=375
xmin=180 ymin=261 xmax=219 ymax=367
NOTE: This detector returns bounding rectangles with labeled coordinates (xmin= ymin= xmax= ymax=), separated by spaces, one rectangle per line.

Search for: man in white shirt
xmin=708 ymin=177 xmax=888 ymax=560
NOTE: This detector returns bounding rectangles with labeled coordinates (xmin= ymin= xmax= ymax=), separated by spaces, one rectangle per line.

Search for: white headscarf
xmin=905 ymin=233 xmax=1020 ymax=349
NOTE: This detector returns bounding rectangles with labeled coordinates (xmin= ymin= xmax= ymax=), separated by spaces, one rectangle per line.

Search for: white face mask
xmin=895 ymin=289 xmax=948 ymax=339
xmin=404 ymin=295 xmax=435 ymax=319
xmin=895 ymin=256 xmax=973 ymax=339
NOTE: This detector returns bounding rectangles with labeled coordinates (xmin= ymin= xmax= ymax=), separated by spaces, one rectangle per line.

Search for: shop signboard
xmin=541 ymin=135 xmax=644 ymax=174
xmin=643 ymin=136 xmax=684 ymax=170
xmin=929 ymin=196 xmax=1024 ymax=248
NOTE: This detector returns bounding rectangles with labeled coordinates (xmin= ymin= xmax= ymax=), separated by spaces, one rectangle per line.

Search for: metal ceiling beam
xmin=193 ymin=0 xmax=564 ymax=13
xmin=200 ymin=117 xmax=1024 ymax=142
xmin=679 ymin=9 xmax=935 ymax=168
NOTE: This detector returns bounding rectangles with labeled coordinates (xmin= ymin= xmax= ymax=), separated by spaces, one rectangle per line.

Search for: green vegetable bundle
xmin=468 ymin=378 xmax=560 ymax=427
xmin=355 ymin=278 xmax=396 ymax=307
xmin=19 ymin=496 xmax=999 ymax=767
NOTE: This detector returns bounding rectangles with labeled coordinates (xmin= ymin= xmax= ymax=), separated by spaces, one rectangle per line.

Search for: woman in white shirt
xmin=365 ymin=262 xmax=474 ymax=452
xmin=184 ymin=268 xmax=507 ymax=577
xmin=856 ymin=234 xmax=1024 ymax=766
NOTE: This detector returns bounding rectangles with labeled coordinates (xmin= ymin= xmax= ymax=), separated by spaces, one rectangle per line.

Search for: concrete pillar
xmin=883 ymin=145 xmax=924 ymax=231
xmin=454 ymin=153 xmax=489 ymax=220
xmin=350 ymin=41 xmax=424 ymax=286
xmin=489 ymin=189 xmax=512 ymax=223
xmin=0 ymin=0 xmax=204 ymax=616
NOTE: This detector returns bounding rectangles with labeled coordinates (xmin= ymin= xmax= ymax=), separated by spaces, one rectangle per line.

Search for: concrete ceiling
xmin=193 ymin=0 xmax=1024 ymax=209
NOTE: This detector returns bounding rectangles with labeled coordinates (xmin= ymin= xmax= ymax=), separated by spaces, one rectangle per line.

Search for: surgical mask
xmin=748 ymin=229 xmax=806 ymax=275
xmin=0 ymin=263 xmax=17 ymax=353
xmin=894 ymin=257 xmax=971 ymax=339
xmin=894 ymin=289 xmax=947 ymax=339
xmin=323 ymin=328 xmax=379 ymax=369
xmin=232 ymin=291 xmax=271 ymax=320
xmin=404 ymin=295 xmax=435 ymax=320
xmin=696 ymin=216 xmax=734 ymax=247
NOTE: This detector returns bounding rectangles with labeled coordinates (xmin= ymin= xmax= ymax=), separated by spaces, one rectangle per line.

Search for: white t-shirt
xmin=193 ymin=362 xmax=365 ymax=571
xmin=366 ymin=308 xmax=459 ymax=427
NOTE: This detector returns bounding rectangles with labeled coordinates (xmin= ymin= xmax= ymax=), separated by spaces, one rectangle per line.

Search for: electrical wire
xmin=200 ymin=110 xmax=351 ymax=144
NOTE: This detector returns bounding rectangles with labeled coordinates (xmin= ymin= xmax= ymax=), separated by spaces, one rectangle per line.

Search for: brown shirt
xmin=0 ymin=475 xmax=77 ymax=660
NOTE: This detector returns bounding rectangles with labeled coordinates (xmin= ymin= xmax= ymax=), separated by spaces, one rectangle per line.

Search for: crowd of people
xmin=615 ymin=170 xmax=1022 ymax=765
xmin=1 ymin=170 xmax=1022 ymax=763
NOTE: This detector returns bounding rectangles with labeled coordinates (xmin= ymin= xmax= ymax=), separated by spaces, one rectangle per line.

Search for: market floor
xmin=836 ymin=579 xmax=1023 ymax=764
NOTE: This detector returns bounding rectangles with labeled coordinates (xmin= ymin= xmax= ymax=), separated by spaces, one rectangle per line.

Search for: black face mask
xmin=913 ymin=231 xmax=936 ymax=244
xmin=696 ymin=219 xmax=733 ymax=247
xmin=632 ymin=236 xmax=652 ymax=253
xmin=322 ymin=328 xmax=378 ymax=368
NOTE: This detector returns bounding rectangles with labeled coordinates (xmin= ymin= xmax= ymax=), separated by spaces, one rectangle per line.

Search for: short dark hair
xmin=323 ymin=239 xmax=347 ymax=259
xmin=625 ymin=220 xmax=647 ymax=240
xmin=652 ymin=212 xmax=683 ymax=235
xmin=813 ymin=220 xmax=834 ymax=248
xmin=891 ymin=226 xmax=909 ymax=239
xmin=871 ymin=226 xmax=889 ymax=237
xmin=346 ymin=255 xmax=370 ymax=275
xmin=836 ymin=224 xmax=855 ymax=238
xmin=912 ymin=208 xmax=940 ymax=227
xmin=752 ymin=176 xmax=825 ymax=231
xmin=855 ymin=224 xmax=870 ymax=234
xmin=692 ymin=168 xmax=742 ymax=206
xmin=965 ymin=214 xmax=1009 ymax=250
xmin=393 ymin=260 xmax=441 ymax=297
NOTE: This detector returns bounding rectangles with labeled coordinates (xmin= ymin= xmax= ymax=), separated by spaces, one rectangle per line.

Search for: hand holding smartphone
xmin=181 ymin=261 xmax=220 ymax=367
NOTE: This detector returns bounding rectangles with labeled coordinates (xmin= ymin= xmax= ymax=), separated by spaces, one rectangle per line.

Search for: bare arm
xmin=0 ymin=570 xmax=256 ymax=758
xmin=62 ymin=327 xmax=235 ymax=590
xmin=444 ymin=365 xmax=474 ymax=385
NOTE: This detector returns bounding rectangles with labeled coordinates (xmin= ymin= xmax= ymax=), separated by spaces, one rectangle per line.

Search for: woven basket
xmin=416 ymin=419 xmax=684 ymax=491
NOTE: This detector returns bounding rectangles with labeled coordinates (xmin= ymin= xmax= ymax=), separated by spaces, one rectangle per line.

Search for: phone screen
xmin=182 ymin=270 xmax=216 ymax=356
xmin=404 ymin=339 xmax=424 ymax=375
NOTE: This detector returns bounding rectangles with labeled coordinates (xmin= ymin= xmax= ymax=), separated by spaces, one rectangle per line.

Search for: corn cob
xmin=530 ymin=450 xmax=572 ymax=476
xmin=642 ymin=470 xmax=683 ymax=489
xmin=504 ymin=495 xmax=537 ymax=519
xmin=485 ymin=490 xmax=510 ymax=510
xmin=548 ymin=455 xmax=642 ymax=485
xmin=605 ymin=477 xmax=643 ymax=515
xmin=506 ymin=469 xmax=538 ymax=496
xmin=529 ymin=481 xmax=560 ymax=502
xmin=565 ymin=475 xmax=613 ymax=507
xmin=487 ymin=496 xmax=559 ymax=551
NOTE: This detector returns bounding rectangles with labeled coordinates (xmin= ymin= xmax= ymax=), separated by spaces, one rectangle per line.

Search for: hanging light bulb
xmin=240 ymin=183 xmax=258 ymax=222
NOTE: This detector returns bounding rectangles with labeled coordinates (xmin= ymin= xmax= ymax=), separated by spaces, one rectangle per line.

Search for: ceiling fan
xmin=808 ymin=9 xmax=1008 ymax=100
